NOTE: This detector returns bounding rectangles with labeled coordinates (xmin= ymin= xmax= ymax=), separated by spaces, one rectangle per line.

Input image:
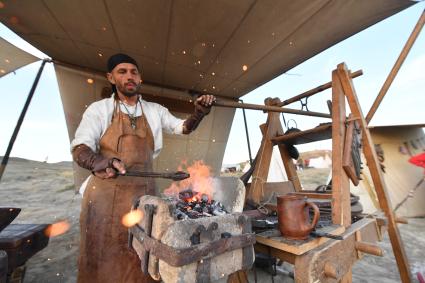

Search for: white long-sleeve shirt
xmin=71 ymin=94 xmax=184 ymax=158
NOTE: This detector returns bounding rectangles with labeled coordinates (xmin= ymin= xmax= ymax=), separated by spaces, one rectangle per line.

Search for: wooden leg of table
xmin=340 ymin=269 xmax=352 ymax=283
xmin=227 ymin=271 xmax=249 ymax=283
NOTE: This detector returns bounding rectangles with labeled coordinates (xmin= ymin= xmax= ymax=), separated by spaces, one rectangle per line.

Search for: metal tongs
xmin=118 ymin=170 xmax=190 ymax=181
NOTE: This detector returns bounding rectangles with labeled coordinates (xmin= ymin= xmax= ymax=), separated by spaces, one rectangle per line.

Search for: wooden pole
xmin=0 ymin=59 xmax=49 ymax=182
xmin=278 ymin=70 xmax=363 ymax=107
xmin=331 ymin=70 xmax=351 ymax=227
xmin=214 ymin=99 xmax=331 ymax=118
xmin=365 ymin=9 xmax=425 ymax=124
xmin=337 ymin=63 xmax=412 ymax=283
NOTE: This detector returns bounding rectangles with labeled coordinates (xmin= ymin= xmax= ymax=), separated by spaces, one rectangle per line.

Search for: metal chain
xmin=300 ymin=97 xmax=309 ymax=111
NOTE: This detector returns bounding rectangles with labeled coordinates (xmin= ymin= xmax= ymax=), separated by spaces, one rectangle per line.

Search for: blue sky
xmin=0 ymin=3 xmax=424 ymax=163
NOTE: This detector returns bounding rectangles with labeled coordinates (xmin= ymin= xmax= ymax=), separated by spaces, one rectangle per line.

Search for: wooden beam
xmin=355 ymin=241 xmax=384 ymax=257
xmin=247 ymin=116 xmax=275 ymax=204
xmin=279 ymin=70 xmax=363 ymax=107
xmin=214 ymin=99 xmax=331 ymax=118
xmin=366 ymin=10 xmax=425 ymax=124
xmin=278 ymin=144 xmax=302 ymax=192
xmin=254 ymin=243 xmax=296 ymax=264
xmin=331 ymin=69 xmax=351 ymax=227
xmin=337 ymin=63 xmax=412 ymax=283
xmin=360 ymin=172 xmax=380 ymax=210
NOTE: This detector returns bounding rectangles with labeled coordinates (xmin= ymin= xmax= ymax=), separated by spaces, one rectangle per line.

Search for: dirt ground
xmin=0 ymin=159 xmax=424 ymax=282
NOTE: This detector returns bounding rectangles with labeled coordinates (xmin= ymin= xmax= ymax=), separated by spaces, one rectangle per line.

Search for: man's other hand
xmin=196 ymin=94 xmax=216 ymax=107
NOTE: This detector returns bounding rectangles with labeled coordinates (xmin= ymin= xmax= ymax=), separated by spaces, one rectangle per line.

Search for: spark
xmin=87 ymin=78 xmax=94 ymax=84
xmin=5 ymin=59 xmax=10 ymax=63
xmin=211 ymin=72 xmax=215 ymax=76
xmin=0 ymin=69 xmax=5 ymax=74
xmin=122 ymin=210 xmax=144 ymax=227
xmin=242 ymin=65 xmax=248 ymax=71
xmin=182 ymin=50 xmax=186 ymax=55
xmin=10 ymin=16 xmax=19 ymax=25
xmin=45 ymin=221 xmax=70 ymax=237
xmin=98 ymin=53 xmax=103 ymax=57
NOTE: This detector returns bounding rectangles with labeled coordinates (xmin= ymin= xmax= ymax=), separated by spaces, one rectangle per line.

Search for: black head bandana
xmin=107 ymin=53 xmax=139 ymax=96
xmin=107 ymin=53 xmax=139 ymax=72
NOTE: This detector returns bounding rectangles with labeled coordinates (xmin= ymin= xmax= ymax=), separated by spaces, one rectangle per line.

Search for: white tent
xmin=352 ymin=124 xmax=425 ymax=217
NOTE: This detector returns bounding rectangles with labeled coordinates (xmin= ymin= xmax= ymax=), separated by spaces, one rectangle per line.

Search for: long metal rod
xmin=0 ymin=59 xmax=49 ymax=182
xmin=366 ymin=9 xmax=425 ymax=124
xmin=214 ymin=99 xmax=331 ymax=118
xmin=240 ymin=100 xmax=253 ymax=165
xmin=278 ymin=70 xmax=363 ymax=107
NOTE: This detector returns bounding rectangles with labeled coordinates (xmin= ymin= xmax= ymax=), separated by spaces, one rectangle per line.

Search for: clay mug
xmin=277 ymin=194 xmax=320 ymax=240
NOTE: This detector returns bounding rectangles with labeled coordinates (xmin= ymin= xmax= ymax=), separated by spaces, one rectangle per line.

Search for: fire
xmin=164 ymin=160 xmax=214 ymax=201
xmin=44 ymin=221 xmax=70 ymax=237
xmin=121 ymin=209 xmax=144 ymax=227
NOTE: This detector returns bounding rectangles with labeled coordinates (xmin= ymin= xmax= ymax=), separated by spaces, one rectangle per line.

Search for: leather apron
xmin=78 ymin=100 xmax=156 ymax=283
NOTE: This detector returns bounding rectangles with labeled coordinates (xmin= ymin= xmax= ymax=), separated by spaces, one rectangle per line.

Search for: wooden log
xmin=331 ymin=69 xmax=351 ymax=227
xmin=366 ymin=10 xmax=425 ymax=124
xmin=278 ymin=70 xmax=363 ymax=107
xmin=337 ymin=63 xmax=412 ymax=283
xmin=355 ymin=241 xmax=383 ymax=257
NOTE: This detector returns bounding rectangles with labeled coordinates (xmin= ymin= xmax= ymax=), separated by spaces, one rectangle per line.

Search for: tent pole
xmin=0 ymin=59 xmax=50 ymax=182
xmin=366 ymin=9 xmax=425 ymax=124
xmin=239 ymin=99 xmax=253 ymax=166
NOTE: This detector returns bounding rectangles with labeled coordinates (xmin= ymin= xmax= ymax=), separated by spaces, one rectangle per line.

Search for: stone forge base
xmin=132 ymin=177 xmax=254 ymax=283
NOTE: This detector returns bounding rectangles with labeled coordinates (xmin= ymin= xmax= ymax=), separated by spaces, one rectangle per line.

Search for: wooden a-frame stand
xmin=229 ymin=63 xmax=411 ymax=283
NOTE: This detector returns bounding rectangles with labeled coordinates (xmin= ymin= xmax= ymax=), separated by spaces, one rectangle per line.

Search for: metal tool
xmin=310 ymin=231 xmax=343 ymax=240
xmin=118 ymin=170 xmax=190 ymax=181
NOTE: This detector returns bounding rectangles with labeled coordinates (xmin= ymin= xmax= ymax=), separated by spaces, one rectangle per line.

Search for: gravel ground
xmin=1 ymin=160 xmax=423 ymax=282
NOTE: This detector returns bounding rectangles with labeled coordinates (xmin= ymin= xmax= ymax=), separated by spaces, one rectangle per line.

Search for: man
xmin=71 ymin=53 xmax=215 ymax=282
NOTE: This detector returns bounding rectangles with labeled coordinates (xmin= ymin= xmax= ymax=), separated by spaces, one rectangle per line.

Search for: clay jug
xmin=277 ymin=194 xmax=320 ymax=240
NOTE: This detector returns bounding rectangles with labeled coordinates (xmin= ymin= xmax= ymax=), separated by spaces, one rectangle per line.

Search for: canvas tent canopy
xmin=0 ymin=0 xmax=417 ymax=189
xmin=0 ymin=37 xmax=39 ymax=78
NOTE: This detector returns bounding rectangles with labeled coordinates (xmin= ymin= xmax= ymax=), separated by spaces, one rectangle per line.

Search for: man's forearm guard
xmin=182 ymin=103 xmax=211 ymax=134
xmin=72 ymin=144 xmax=119 ymax=173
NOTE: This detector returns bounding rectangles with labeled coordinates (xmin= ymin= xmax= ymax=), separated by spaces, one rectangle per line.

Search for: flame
xmin=164 ymin=160 xmax=214 ymax=200
xmin=45 ymin=221 xmax=70 ymax=237
xmin=121 ymin=209 xmax=144 ymax=227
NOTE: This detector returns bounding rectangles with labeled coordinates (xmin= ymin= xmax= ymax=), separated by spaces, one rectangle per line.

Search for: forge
xmin=130 ymin=177 xmax=254 ymax=283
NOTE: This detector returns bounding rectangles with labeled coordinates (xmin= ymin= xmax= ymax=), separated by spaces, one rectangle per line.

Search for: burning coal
xmin=173 ymin=188 xmax=228 ymax=220
xmin=164 ymin=160 xmax=214 ymax=200
xmin=164 ymin=160 xmax=228 ymax=220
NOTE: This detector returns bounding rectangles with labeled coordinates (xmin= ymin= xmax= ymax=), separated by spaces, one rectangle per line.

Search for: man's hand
xmin=94 ymin=159 xmax=126 ymax=179
xmin=196 ymin=94 xmax=216 ymax=108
